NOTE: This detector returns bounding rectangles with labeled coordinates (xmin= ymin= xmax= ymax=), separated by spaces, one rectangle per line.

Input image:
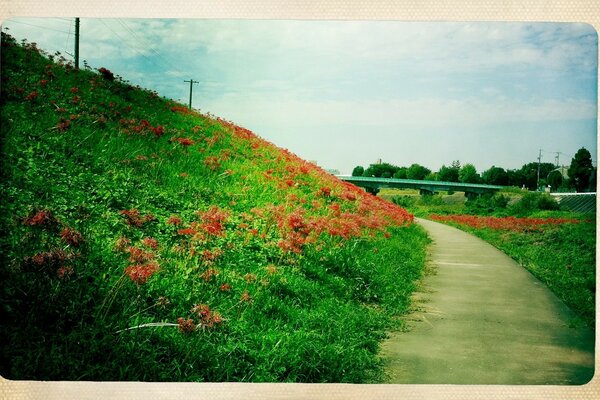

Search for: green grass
xmin=0 ymin=33 xmax=429 ymax=382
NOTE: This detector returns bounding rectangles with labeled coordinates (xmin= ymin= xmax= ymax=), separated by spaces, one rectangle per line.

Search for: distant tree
xmin=568 ymin=147 xmax=594 ymax=192
xmin=459 ymin=163 xmax=481 ymax=183
xmin=406 ymin=163 xmax=431 ymax=180
xmin=507 ymin=169 xmax=526 ymax=188
xmin=352 ymin=166 xmax=365 ymax=177
xmin=363 ymin=162 xmax=399 ymax=178
xmin=546 ymin=169 xmax=563 ymax=191
xmin=516 ymin=162 xmax=555 ymax=190
xmin=393 ymin=167 xmax=408 ymax=179
xmin=437 ymin=162 xmax=460 ymax=182
xmin=482 ymin=166 xmax=509 ymax=186
xmin=424 ymin=172 xmax=437 ymax=181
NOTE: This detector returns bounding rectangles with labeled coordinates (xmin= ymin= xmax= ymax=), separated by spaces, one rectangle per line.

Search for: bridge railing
xmin=337 ymin=176 xmax=503 ymax=191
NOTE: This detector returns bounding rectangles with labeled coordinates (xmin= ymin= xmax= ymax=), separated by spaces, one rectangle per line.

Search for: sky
xmin=2 ymin=18 xmax=598 ymax=175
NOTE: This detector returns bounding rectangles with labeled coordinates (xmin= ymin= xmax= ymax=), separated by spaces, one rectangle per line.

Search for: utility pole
xmin=74 ymin=17 xmax=80 ymax=70
xmin=536 ymin=148 xmax=542 ymax=191
xmin=184 ymin=79 xmax=199 ymax=110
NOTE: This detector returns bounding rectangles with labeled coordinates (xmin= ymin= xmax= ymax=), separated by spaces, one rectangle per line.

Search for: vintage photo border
xmin=0 ymin=0 xmax=598 ymax=399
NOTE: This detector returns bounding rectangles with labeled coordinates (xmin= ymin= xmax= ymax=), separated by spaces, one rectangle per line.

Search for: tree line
xmin=351 ymin=147 xmax=596 ymax=193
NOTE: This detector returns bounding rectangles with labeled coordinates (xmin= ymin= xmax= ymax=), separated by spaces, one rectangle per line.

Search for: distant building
xmin=324 ymin=169 xmax=340 ymax=175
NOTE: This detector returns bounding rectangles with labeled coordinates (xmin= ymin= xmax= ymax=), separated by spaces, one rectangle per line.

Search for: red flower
xmin=167 ymin=216 xmax=182 ymax=226
xmin=318 ymin=187 xmax=331 ymax=197
xmin=177 ymin=227 xmax=197 ymax=235
xmin=177 ymin=317 xmax=196 ymax=333
xmin=176 ymin=137 xmax=194 ymax=146
xmin=202 ymin=248 xmax=222 ymax=262
xmin=61 ymin=227 xmax=84 ymax=246
xmin=25 ymin=91 xmax=38 ymax=101
xmin=98 ymin=67 xmax=115 ymax=81
xmin=128 ymin=246 xmax=155 ymax=263
xmin=24 ymin=210 xmax=56 ymax=227
xmin=142 ymin=237 xmax=158 ymax=249
xmin=240 ymin=290 xmax=252 ymax=303
xmin=219 ymin=283 xmax=231 ymax=292
xmin=200 ymin=268 xmax=219 ymax=282
xmin=119 ymin=209 xmax=151 ymax=227
xmin=70 ymin=87 xmax=79 ymax=93
xmin=57 ymin=118 xmax=71 ymax=131
xmin=203 ymin=156 xmax=221 ymax=171
xmin=57 ymin=266 xmax=74 ymax=280
xmin=125 ymin=263 xmax=159 ymax=284
xmin=152 ymin=125 xmax=164 ymax=137
xmin=114 ymin=236 xmax=131 ymax=252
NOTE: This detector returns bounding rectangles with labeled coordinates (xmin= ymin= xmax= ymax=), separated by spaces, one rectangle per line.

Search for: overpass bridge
xmin=338 ymin=176 xmax=503 ymax=198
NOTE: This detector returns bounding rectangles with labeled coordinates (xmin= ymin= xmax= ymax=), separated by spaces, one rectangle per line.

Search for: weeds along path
xmin=381 ymin=218 xmax=595 ymax=385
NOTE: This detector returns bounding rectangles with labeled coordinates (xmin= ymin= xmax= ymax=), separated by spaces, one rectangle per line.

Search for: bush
xmin=510 ymin=192 xmax=559 ymax=215
xmin=392 ymin=195 xmax=416 ymax=208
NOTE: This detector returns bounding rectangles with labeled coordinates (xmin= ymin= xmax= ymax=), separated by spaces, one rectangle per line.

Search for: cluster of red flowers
xmin=119 ymin=118 xmax=164 ymax=137
xmin=167 ymin=215 xmax=182 ymax=226
xmin=25 ymin=248 xmax=70 ymax=268
xmin=190 ymin=303 xmax=223 ymax=328
xmin=200 ymin=268 xmax=219 ymax=282
xmin=24 ymin=209 xmax=57 ymax=227
xmin=429 ymin=214 xmax=581 ymax=231
xmin=172 ymin=137 xmax=195 ymax=146
xmin=196 ymin=206 xmax=230 ymax=237
xmin=22 ymin=210 xmax=82 ymax=278
xmin=142 ymin=237 xmax=158 ymax=249
xmin=203 ymin=156 xmax=221 ymax=171
xmin=25 ymin=90 xmax=38 ymax=102
xmin=98 ymin=67 xmax=115 ymax=81
xmin=125 ymin=263 xmax=160 ymax=284
xmin=60 ymin=227 xmax=84 ymax=246
xmin=170 ymin=105 xmax=193 ymax=114
xmin=128 ymin=246 xmax=155 ymax=263
xmin=201 ymin=248 xmax=223 ymax=264
xmin=119 ymin=209 xmax=155 ymax=227
xmin=177 ymin=317 xmax=196 ymax=333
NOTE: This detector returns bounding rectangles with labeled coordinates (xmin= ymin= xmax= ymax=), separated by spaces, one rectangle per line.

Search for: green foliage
xmin=465 ymin=193 xmax=509 ymax=215
xmin=459 ymin=163 xmax=481 ymax=184
xmin=392 ymin=167 xmax=407 ymax=179
xmin=352 ymin=165 xmax=365 ymax=177
xmin=407 ymin=163 xmax=431 ymax=180
xmin=568 ymin=148 xmax=594 ymax=192
xmin=509 ymin=192 xmax=559 ymax=215
xmin=482 ymin=166 xmax=509 ymax=186
xmin=391 ymin=195 xmax=417 ymax=208
xmin=363 ymin=162 xmax=399 ymax=178
xmin=0 ymin=33 xmax=429 ymax=382
xmin=436 ymin=163 xmax=460 ymax=182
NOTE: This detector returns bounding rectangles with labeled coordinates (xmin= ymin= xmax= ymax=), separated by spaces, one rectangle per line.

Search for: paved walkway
xmin=381 ymin=218 xmax=595 ymax=385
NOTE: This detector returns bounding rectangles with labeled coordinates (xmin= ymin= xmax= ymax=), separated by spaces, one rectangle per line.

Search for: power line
xmin=7 ymin=19 xmax=72 ymax=34
xmin=98 ymin=19 xmax=164 ymax=75
xmin=63 ymin=18 xmax=73 ymax=57
xmin=115 ymin=19 xmax=186 ymax=77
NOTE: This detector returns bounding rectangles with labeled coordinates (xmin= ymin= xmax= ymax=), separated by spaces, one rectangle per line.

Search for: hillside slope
xmin=0 ymin=32 xmax=428 ymax=382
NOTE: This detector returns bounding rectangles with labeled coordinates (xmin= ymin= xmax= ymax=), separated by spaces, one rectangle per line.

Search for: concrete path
xmin=381 ymin=218 xmax=595 ymax=385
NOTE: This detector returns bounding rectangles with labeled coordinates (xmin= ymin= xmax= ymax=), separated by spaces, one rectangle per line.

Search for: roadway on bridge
xmin=381 ymin=218 xmax=595 ymax=384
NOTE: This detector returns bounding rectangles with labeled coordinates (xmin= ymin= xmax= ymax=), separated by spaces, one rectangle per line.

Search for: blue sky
xmin=2 ymin=18 xmax=597 ymax=174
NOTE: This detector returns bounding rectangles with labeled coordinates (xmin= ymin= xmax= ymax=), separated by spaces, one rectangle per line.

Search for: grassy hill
xmin=0 ymin=32 xmax=429 ymax=382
